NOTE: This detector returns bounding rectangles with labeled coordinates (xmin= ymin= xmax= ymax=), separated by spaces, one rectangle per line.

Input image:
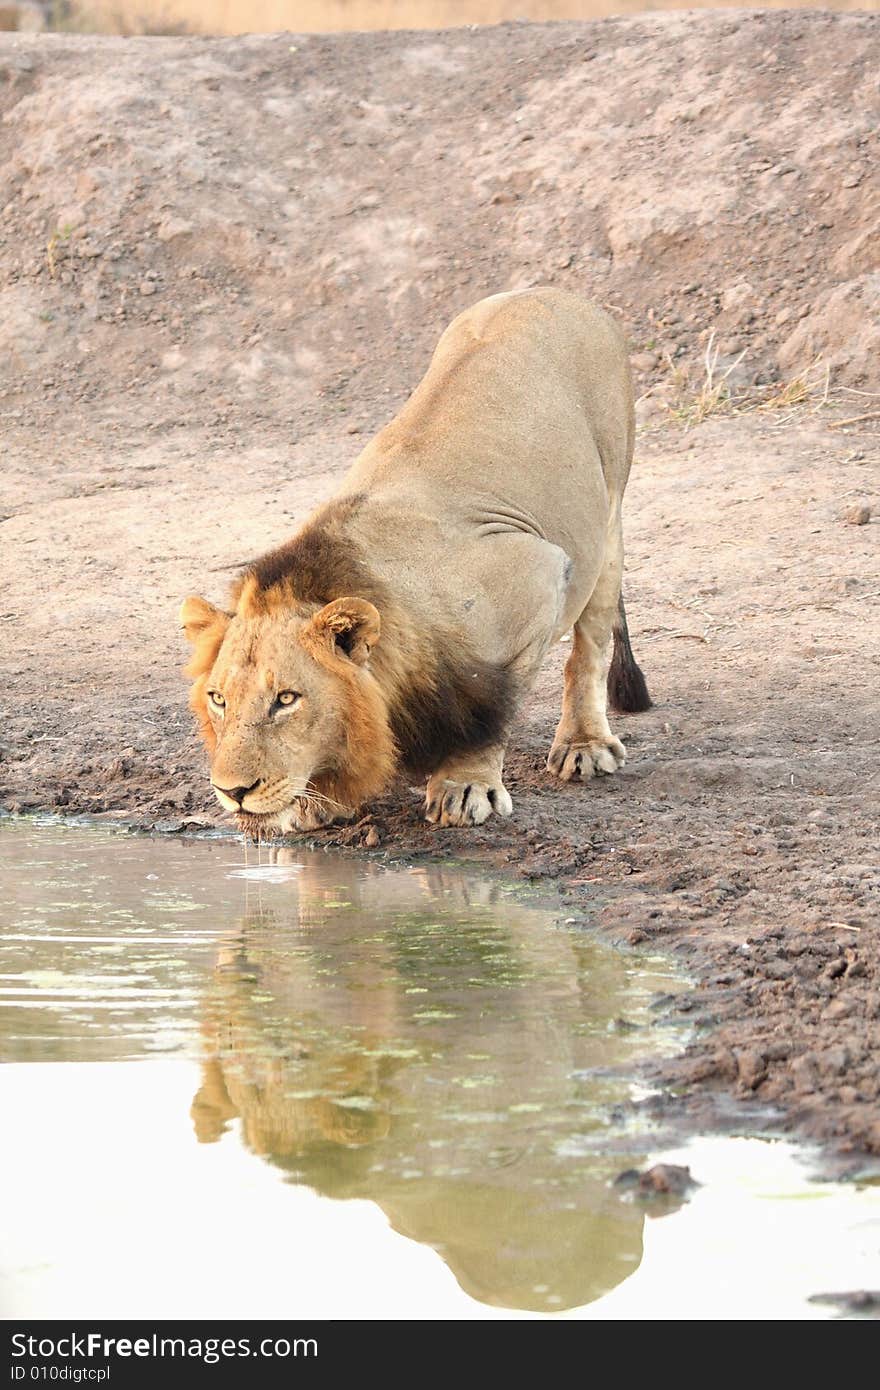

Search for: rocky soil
xmin=1 ymin=13 xmax=878 ymax=1164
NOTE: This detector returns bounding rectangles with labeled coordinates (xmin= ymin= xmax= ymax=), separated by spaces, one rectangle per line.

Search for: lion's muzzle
xmin=211 ymin=778 xmax=262 ymax=813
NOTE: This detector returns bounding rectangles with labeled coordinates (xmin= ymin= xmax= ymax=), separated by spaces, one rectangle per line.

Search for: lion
xmin=180 ymin=287 xmax=651 ymax=835
xmin=189 ymin=855 xmax=649 ymax=1311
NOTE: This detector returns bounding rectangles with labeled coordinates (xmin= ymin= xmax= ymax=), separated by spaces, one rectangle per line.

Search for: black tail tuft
xmin=607 ymin=594 xmax=652 ymax=713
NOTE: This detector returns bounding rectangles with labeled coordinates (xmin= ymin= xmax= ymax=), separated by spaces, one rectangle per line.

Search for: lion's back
xmin=349 ymin=287 xmax=634 ymax=504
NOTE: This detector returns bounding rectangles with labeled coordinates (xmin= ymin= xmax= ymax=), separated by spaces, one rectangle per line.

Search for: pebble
xmin=157 ymin=216 xmax=194 ymax=242
xmin=622 ymin=1163 xmax=698 ymax=1196
xmin=736 ymin=1049 xmax=768 ymax=1089
xmin=631 ymin=351 xmax=659 ymax=372
xmin=843 ymin=504 xmax=871 ymax=525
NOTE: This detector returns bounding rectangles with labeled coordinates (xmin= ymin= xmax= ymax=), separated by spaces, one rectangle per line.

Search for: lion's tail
xmin=607 ymin=594 xmax=652 ymax=713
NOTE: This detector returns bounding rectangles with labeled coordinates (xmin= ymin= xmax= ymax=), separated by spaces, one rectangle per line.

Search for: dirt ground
xmin=1 ymin=13 xmax=878 ymax=1166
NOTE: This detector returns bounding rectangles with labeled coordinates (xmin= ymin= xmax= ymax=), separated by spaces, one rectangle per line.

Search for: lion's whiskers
xmin=302 ymin=782 xmax=348 ymax=814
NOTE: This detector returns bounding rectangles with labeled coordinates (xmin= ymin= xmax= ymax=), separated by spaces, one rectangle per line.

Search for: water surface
xmin=2 ymin=819 xmax=684 ymax=1314
xmin=3 ymin=820 xmax=878 ymax=1320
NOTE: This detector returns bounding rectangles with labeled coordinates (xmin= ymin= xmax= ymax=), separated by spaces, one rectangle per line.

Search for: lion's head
xmin=180 ymin=575 xmax=396 ymax=834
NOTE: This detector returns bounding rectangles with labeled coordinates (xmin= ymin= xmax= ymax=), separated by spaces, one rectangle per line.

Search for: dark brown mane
xmin=243 ymin=494 xmax=388 ymax=610
xmin=388 ymin=637 xmax=517 ymax=776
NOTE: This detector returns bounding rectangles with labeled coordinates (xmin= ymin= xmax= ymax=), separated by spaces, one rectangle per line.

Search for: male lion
xmin=180 ymin=287 xmax=650 ymax=835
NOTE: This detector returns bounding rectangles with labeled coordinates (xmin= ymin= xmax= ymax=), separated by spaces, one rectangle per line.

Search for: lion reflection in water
xmin=191 ymin=854 xmax=652 ymax=1311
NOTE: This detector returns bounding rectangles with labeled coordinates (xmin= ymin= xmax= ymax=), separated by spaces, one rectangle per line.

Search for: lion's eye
xmin=207 ymin=690 xmax=225 ymax=710
xmin=275 ymin=690 xmax=300 ymax=709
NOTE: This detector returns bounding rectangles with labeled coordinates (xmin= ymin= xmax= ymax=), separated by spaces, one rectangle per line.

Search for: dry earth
xmin=1 ymin=13 xmax=878 ymax=1165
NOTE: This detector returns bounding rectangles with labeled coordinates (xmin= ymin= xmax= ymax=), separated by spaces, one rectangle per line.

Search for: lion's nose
xmin=212 ymin=779 xmax=261 ymax=807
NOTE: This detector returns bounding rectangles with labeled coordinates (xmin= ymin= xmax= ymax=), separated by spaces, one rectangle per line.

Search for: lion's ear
xmin=304 ymin=597 xmax=381 ymax=666
xmin=190 ymin=1060 xmax=238 ymax=1145
xmin=179 ymin=595 xmax=225 ymax=644
xmin=179 ymin=596 xmax=230 ymax=683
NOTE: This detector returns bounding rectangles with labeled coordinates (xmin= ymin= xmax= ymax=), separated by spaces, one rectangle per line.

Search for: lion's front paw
xmin=425 ymin=778 xmax=513 ymax=827
xmin=547 ymin=735 xmax=626 ymax=782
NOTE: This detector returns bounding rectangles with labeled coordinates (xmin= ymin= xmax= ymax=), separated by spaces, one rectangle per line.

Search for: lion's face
xmin=180 ymin=589 xmax=395 ymax=834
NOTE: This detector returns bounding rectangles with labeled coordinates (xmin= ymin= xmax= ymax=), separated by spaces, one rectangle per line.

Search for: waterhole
xmin=2 ymin=820 xmax=877 ymax=1319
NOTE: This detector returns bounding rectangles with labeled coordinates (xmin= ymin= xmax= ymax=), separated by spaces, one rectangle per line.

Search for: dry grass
xmin=45 ymin=223 xmax=74 ymax=279
xmin=654 ymin=330 xmax=747 ymax=429
xmin=756 ymin=356 xmax=830 ymax=414
xmin=828 ymin=410 xmax=880 ymax=430
xmin=639 ymin=340 xmax=839 ymax=432
xmin=46 ymin=1 xmax=190 ymax=35
xmin=678 ymin=332 xmax=746 ymax=426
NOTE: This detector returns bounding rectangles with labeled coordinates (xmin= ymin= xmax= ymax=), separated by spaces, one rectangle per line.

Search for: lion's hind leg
xmin=548 ymin=523 xmax=639 ymax=782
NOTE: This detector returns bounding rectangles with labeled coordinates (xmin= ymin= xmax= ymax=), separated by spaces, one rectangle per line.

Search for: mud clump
xmin=809 ymin=1290 xmax=880 ymax=1318
xmin=615 ymin=1163 xmax=698 ymax=1198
